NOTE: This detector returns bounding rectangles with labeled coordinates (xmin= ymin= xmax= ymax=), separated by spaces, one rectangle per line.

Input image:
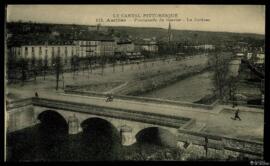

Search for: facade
xmin=10 ymin=43 xmax=76 ymax=66
xmin=184 ymin=44 xmax=215 ymax=50
xmin=246 ymin=52 xmax=253 ymax=60
xmin=74 ymin=40 xmax=99 ymax=57
xmin=135 ymin=39 xmax=159 ymax=53
xmin=74 ymin=35 xmax=116 ymax=57
xmin=115 ymin=41 xmax=135 ymax=54
xmin=195 ymin=44 xmax=215 ymax=50
xmin=236 ymin=53 xmax=245 ymax=57
xmin=255 ymin=53 xmax=265 ymax=65
xmin=99 ymin=40 xmax=116 ymax=56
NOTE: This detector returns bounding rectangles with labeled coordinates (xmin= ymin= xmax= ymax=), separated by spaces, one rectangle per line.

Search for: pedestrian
xmin=233 ymin=109 xmax=241 ymax=121
xmin=35 ymin=92 xmax=39 ymax=98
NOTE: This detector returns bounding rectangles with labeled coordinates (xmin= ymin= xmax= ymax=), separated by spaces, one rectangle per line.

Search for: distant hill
xmin=6 ymin=22 xmax=264 ymax=47
xmin=111 ymin=26 xmax=264 ymax=44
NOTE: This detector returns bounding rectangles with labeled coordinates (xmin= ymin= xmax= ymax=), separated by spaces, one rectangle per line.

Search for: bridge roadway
xmin=7 ymin=88 xmax=263 ymax=142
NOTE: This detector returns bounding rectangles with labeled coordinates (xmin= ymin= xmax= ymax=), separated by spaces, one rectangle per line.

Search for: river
xmin=141 ymin=71 xmax=214 ymax=103
xmin=140 ymin=58 xmax=241 ymax=103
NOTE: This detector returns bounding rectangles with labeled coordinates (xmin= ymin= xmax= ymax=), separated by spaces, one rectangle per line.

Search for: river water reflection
xmin=141 ymin=71 xmax=214 ymax=103
xmin=140 ymin=58 xmax=241 ymax=103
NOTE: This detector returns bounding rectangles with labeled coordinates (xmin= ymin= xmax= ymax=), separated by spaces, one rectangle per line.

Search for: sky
xmin=6 ymin=5 xmax=265 ymax=34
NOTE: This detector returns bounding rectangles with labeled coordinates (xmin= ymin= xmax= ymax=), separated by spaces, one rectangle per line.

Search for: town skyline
xmin=7 ymin=5 xmax=265 ymax=35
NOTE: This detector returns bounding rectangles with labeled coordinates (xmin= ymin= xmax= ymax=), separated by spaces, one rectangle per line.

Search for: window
xmin=32 ymin=47 xmax=35 ymax=56
xmin=51 ymin=54 xmax=55 ymax=66
xmin=39 ymin=47 xmax=42 ymax=55
xmin=65 ymin=47 xmax=68 ymax=55
xmin=57 ymin=47 xmax=60 ymax=55
xmin=52 ymin=47 xmax=55 ymax=56
xmin=25 ymin=47 xmax=28 ymax=57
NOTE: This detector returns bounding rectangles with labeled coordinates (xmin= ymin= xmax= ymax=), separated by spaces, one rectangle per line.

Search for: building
xmin=134 ymin=38 xmax=159 ymax=53
xmin=236 ymin=42 xmax=249 ymax=52
xmin=236 ymin=53 xmax=245 ymax=58
xmin=246 ymin=52 xmax=253 ymax=60
xmin=10 ymin=41 xmax=76 ymax=67
xmin=115 ymin=40 xmax=142 ymax=57
xmin=116 ymin=40 xmax=135 ymax=53
xmin=196 ymin=44 xmax=215 ymax=50
xmin=254 ymin=53 xmax=265 ymax=65
xmin=183 ymin=44 xmax=215 ymax=51
xmin=74 ymin=33 xmax=116 ymax=57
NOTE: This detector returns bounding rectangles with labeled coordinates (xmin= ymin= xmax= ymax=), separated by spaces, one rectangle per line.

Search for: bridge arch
xmin=80 ymin=117 xmax=121 ymax=144
xmin=37 ymin=110 xmax=68 ymax=134
xmin=135 ymin=127 xmax=177 ymax=148
xmin=80 ymin=117 xmax=122 ymax=159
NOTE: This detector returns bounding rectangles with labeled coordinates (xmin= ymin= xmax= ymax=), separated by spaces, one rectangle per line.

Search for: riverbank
xmin=115 ymin=64 xmax=211 ymax=96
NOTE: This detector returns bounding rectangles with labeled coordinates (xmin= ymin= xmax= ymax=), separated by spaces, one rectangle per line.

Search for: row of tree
xmin=7 ymin=51 xmax=151 ymax=88
xmin=7 ymin=47 xmax=209 ymax=90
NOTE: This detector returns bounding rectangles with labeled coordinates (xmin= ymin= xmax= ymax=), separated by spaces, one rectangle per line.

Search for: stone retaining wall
xmin=6 ymin=98 xmax=35 ymax=133
xmin=177 ymin=129 xmax=263 ymax=160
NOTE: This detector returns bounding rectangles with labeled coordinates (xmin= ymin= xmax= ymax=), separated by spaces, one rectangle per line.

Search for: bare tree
xmin=31 ymin=55 xmax=37 ymax=81
xmin=120 ymin=54 xmax=126 ymax=72
xmin=19 ymin=58 xmax=29 ymax=85
xmin=7 ymin=51 xmax=18 ymax=82
xmin=209 ymin=53 xmax=230 ymax=99
xmin=111 ymin=56 xmax=117 ymax=73
xmin=71 ymin=55 xmax=79 ymax=80
xmin=55 ymin=55 xmax=63 ymax=90
xmin=100 ymin=55 xmax=107 ymax=76
xmin=37 ymin=57 xmax=43 ymax=76
xmin=228 ymin=76 xmax=238 ymax=107
xmin=43 ymin=56 xmax=48 ymax=80
xmin=87 ymin=55 xmax=93 ymax=78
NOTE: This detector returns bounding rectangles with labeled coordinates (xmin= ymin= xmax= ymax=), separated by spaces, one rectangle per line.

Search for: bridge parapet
xmin=177 ymin=129 xmax=263 ymax=160
xmin=64 ymin=89 xmax=219 ymax=110
xmin=6 ymin=98 xmax=33 ymax=110
xmin=32 ymin=97 xmax=191 ymax=129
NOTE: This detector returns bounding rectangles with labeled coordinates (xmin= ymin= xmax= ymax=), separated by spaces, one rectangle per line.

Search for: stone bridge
xmin=6 ymin=97 xmax=190 ymax=146
xmin=6 ymin=96 xmax=264 ymax=160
